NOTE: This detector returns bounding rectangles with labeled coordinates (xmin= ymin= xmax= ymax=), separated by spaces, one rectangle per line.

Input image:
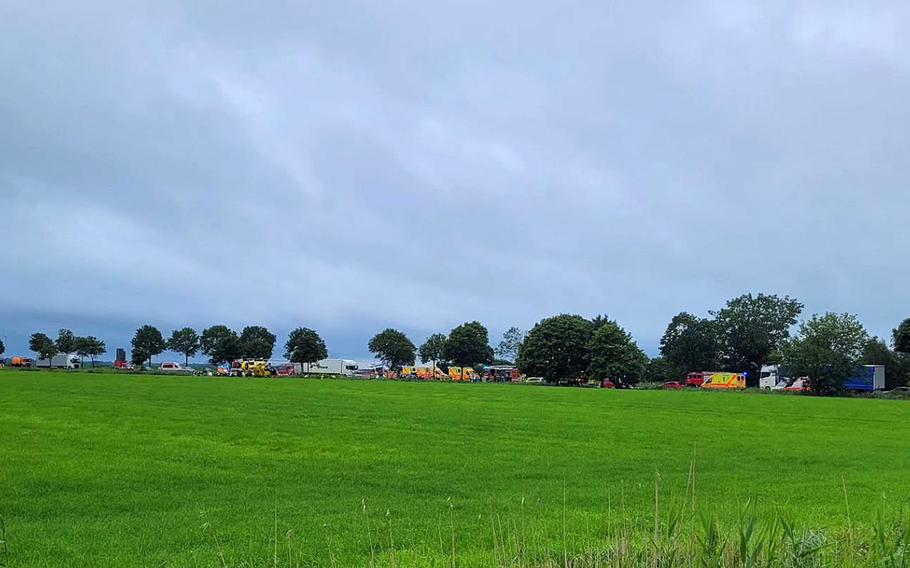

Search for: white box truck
xmin=301 ymin=359 xmax=359 ymax=376
xmin=35 ymin=353 xmax=80 ymax=369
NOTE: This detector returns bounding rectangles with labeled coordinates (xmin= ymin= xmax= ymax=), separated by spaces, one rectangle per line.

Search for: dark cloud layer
xmin=2 ymin=1 xmax=908 ymax=359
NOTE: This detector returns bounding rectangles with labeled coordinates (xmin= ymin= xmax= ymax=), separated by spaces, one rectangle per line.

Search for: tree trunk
xmin=185 ymin=352 xmax=189 ymax=367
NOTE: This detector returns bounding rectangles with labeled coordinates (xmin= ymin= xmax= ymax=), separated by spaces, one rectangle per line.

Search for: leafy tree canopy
xmin=418 ymin=333 xmax=448 ymax=365
xmin=517 ymin=314 xmax=594 ymax=383
xmin=646 ymin=356 xmax=676 ymax=383
xmin=0 ymin=337 xmax=4 ymax=357
xmin=81 ymin=336 xmax=106 ymax=367
xmin=168 ymin=328 xmax=200 ymax=366
xmin=131 ymin=325 xmax=166 ymax=367
xmin=894 ymin=318 xmax=910 ymax=354
xmin=200 ymin=325 xmax=241 ymax=365
xmin=659 ymin=312 xmax=718 ymax=379
xmin=368 ymin=329 xmax=416 ymax=370
xmin=240 ymin=326 xmax=276 ymax=360
xmin=285 ymin=328 xmax=328 ymax=365
xmin=712 ymin=293 xmax=803 ymax=377
xmin=74 ymin=336 xmax=107 ymax=367
xmin=444 ymin=321 xmax=492 ymax=367
xmin=56 ymin=328 xmax=77 ymax=355
xmin=495 ymin=327 xmax=525 ymax=364
xmin=30 ymin=332 xmax=57 ymax=362
xmin=587 ymin=317 xmax=648 ymax=384
xmin=782 ymin=312 xmax=868 ymax=395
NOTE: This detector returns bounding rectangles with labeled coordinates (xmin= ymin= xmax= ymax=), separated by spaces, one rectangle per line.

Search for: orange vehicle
xmin=701 ymin=372 xmax=746 ymax=390
xmin=11 ymin=356 xmax=33 ymax=367
xmin=448 ymin=367 xmax=479 ymax=381
xmin=400 ymin=366 xmax=448 ymax=380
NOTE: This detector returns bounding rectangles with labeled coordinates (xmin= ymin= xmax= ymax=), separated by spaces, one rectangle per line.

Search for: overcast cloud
xmin=1 ymin=0 xmax=908 ymax=359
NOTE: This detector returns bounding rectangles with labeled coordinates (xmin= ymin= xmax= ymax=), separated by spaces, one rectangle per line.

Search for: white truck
xmin=35 ymin=353 xmax=80 ymax=369
xmin=759 ymin=365 xmax=789 ymax=390
xmin=300 ymin=359 xmax=359 ymax=376
xmin=761 ymin=364 xmax=885 ymax=392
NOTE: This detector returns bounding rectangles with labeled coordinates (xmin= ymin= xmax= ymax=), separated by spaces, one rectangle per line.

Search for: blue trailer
xmin=843 ymin=365 xmax=885 ymax=391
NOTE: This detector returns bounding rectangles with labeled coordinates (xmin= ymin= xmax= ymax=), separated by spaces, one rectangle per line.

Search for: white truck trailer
xmin=35 ymin=353 xmax=81 ymax=369
xmin=300 ymin=359 xmax=359 ymax=376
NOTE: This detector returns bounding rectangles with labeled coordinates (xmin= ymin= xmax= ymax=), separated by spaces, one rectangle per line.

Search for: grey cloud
xmin=1 ymin=0 xmax=909 ymax=359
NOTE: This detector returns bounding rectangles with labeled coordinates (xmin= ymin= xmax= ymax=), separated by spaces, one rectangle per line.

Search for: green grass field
xmin=2 ymin=369 xmax=910 ymax=567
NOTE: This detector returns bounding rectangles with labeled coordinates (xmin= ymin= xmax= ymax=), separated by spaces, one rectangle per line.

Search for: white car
xmin=159 ymin=362 xmax=192 ymax=374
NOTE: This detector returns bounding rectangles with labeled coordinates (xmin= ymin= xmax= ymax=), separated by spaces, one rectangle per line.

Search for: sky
xmin=1 ymin=1 xmax=909 ymax=361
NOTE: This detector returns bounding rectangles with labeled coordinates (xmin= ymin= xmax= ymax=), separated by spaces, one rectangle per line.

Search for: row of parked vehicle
xmin=660 ymin=364 xmax=887 ymax=393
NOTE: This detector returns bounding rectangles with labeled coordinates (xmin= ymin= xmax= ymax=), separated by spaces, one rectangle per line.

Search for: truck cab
xmin=759 ymin=365 xmax=790 ymax=390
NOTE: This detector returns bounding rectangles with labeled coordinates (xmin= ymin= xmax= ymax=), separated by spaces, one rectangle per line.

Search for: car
xmin=883 ymin=386 xmax=910 ymax=397
xmin=274 ymin=364 xmax=297 ymax=377
xmin=159 ymin=362 xmax=194 ymax=374
xmin=784 ymin=377 xmax=810 ymax=392
xmin=525 ymin=377 xmax=545 ymax=385
xmin=663 ymin=381 xmax=685 ymax=390
xmin=600 ymin=379 xmax=616 ymax=389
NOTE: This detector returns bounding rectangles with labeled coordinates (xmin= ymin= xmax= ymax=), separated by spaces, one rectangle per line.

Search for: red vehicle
xmin=274 ymin=364 xmax=297 ymax=377
xmin=783 ymin=378 xmax=810 ymax=392
xmin=663 ymin=381 xmax=685 ymax=390
xmin=685 ymin=372 xmax=711 ymax=387
xmin=113 ymin=360 xmax=133 ymax=370
xmin=600 ymin=379 xmax=616 ymax=389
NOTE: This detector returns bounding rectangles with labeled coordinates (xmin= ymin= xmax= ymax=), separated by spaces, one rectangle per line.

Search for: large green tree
xmin=167 ymin=328 xmax=200 ymax=366
xmin=782 ymin=313 xmax=868 ymax=395
xmin=495 ymin=327 xmax=525 ymax=364
xmin=895 ymin=318 xmax=910 ymax=354
xmin=285 ymin=328 xmax=328 ymax=367
xmin=239 ymin=326 xmax=276 ymax=360
xmin=368 ymin=329 xmax=416 ymax=370
xmin=444 ymin=321 xmax=493 ymax=368
xmin=517 ymin=314 xmax=594 ymax=383
xmin=56 ymin=329 xmax=77 ymax=356
xmin=200 ymin=325 xmax=242 ymax=365
xmin=78 ymin=336 xmax=106 ymax=368
xmin=659 ymin=312 xmax=718 ymax=379
xmin=30 ymin=332 xmax=57 ymax=363
xmin=587 ymin=318 xmax=648 ymax=384
xmin=418 ymin=333 xmax=448 ymax=365
xmin=131 ymin=325 xmax=166 ymax=368
xmin=712 ymin=293 xmax=803 ymax=382
xmin=645 ymin=356 xmax=675 ymax=383
xmin=73 ymin=336 xmax=90 ymax=366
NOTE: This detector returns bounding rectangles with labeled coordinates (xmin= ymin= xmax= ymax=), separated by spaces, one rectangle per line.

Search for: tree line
xmin=128 ymin=325 xmax=328 ymax=369
xmin=367 ymin=294 xmax=910 ymax=393
xmin=652 ymin=294 xmax=910 ymax=393
xmin=26 ymin=330 xmax=107 ymax=367
xmin=14 ymin=293 xmax=910 ymax=393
